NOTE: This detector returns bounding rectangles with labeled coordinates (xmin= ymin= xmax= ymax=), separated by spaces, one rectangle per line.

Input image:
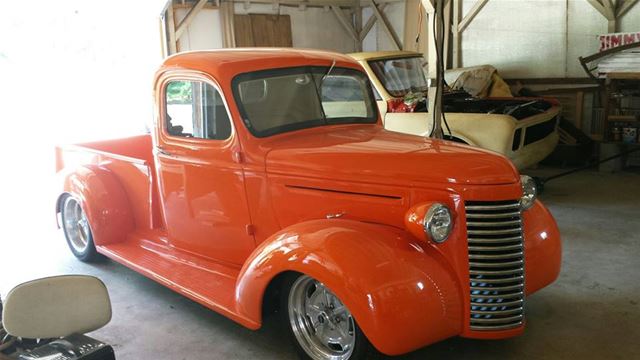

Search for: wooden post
xmin=159 ymin=8 xmax=169 ymax=58
xmin=450 ymin=0 xmax=488 ymax=69
xmin=353 ymin=0 xmax=363 ymax=51
xmin=452 ymin=0 xmax=461 ymax=68
xmin=443 ymin=0 xmax=451 ymax=68
xmin=587 ymin=0 xmax=639 ymax=33
xmin=403 ymin=0 xmax=429 ymax=53
xmin=167 ymin=2 xmax=178 ymax=55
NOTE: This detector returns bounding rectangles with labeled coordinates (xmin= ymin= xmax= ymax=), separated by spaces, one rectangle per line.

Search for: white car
xmin=350 ymin=51 xmax=561 ymax=170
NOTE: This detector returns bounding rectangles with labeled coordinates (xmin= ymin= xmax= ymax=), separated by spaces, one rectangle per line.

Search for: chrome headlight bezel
xmin=520 ymin=175 xmax=537 ymax=210
xmin=424 ymin=203 xmax=453 ymax=243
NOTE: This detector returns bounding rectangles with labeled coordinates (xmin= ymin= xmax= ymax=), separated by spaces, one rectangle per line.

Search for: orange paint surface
xmin=55 ymin=49 xmax=561 ymax=356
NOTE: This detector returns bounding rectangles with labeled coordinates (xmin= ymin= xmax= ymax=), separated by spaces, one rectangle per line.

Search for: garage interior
xmin=0 ymin=0 xmax=639 ymax=359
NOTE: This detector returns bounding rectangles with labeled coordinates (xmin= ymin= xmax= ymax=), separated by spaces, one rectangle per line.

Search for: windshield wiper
xmin=309 ymin=66 xmax=329 ymax=123
xmin=319 ymin=59 xmax=336 ymax=89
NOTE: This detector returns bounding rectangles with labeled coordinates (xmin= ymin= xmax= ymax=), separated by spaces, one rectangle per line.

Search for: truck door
xmin=154 ymin=75 xmax=255 ymax=265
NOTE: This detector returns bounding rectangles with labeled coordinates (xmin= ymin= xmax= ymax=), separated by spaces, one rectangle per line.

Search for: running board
xmin=97 ymin=239 xmax=259 ymax=329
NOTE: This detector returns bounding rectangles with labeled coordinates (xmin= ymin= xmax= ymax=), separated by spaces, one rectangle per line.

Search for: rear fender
xmin=235 ymin=219 xmax=463 ymax=355
xmin=57 ymin=165 xmax=133 ymax=246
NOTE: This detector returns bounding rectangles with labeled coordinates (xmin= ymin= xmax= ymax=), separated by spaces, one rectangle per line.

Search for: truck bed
xmin=55 ymin=134 xmax=162 ymax=231
xmin=55 ymin=134 xmax=155 ymax=171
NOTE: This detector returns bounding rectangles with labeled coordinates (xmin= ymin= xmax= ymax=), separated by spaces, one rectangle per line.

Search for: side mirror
xmin=1 ymin=275 xmax=111 ymax=339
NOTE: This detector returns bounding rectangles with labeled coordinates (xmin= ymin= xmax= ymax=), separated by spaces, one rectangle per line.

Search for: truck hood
xmin=265 ymin=126 xmax=519 ymax=186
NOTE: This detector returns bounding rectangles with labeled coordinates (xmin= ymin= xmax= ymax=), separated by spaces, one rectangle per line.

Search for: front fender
xmin=235 ymin=219 xmax=463 ymax=355
xmin=57 ymin=165 xmax=133 ymax=246
xmin=523 ymin=200 xmax=562 ymax=295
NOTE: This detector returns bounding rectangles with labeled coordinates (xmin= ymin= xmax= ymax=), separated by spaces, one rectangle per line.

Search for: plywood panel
xmin=234 ymin=14 xmax=254 ymax=47
xmin=233 ymin=3 xmax=354 ymax=53
xmin=250 ymin=14 xmax=292 ymax=47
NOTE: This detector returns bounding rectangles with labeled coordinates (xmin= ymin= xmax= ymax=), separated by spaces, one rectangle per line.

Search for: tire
xmin=281 ymin=273 xmax=380 ymax=360
xmin=60 ymin=195 xmax=99 ymax=262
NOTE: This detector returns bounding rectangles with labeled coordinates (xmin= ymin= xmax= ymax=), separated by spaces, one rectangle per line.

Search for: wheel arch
xmin=234 ymin=219 xmax=463 ymax=356
xmin=57 ymin=165 xmax=134 ymax=246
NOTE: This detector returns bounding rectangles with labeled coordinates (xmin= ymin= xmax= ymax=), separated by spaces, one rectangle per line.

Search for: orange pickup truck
xmin=55 ymin=49 xmax=561 ymax=359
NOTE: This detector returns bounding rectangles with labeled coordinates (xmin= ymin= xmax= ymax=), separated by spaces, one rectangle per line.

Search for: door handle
xmin=155 ymin=146 xmax=174 ymax=157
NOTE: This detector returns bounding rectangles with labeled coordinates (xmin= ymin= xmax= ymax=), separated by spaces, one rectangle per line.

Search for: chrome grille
xmin=465 ymin=200 xmax=524 ymax=331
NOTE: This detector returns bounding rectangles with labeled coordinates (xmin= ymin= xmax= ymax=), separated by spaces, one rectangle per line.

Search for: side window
xmin=165 ymin=80 xmax=232 ymax=140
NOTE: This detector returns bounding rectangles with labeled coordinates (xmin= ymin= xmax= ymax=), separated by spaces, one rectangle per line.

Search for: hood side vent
xmin=285 ymin=185 xmax=402 ymax=200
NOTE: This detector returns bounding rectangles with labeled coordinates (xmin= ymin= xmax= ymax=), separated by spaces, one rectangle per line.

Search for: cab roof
xmin=158 ymin=48 xmax=363 ymax=82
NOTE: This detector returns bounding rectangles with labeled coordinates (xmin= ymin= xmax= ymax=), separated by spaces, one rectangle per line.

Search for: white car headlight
xmin=424 ymin=203 xmax=453 ymax=243
xmin=520 ymin=175 xmax=537 ymax=210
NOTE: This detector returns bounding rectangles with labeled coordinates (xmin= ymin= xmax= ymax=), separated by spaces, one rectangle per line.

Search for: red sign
xmin=599 ymin=32 xmax=640 ymax=52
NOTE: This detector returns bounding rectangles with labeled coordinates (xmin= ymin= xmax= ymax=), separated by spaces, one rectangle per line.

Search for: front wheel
xmin=61 ymin=195 xmax=99 ymax=262
xmin=282 ymin=274 xmax=379 ymax=360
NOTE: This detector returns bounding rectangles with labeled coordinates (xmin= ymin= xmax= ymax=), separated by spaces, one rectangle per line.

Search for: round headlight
xmin=424 ymin=203 xmax=453 ymax=243
xmin=520 ymin=175 xmax=537 ymax=210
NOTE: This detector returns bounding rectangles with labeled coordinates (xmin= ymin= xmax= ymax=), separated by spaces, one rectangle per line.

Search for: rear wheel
xmin=282 ymin=274 xmax=379 ymax=360
xmin=61 ymin=196 xmax=98 ymax=262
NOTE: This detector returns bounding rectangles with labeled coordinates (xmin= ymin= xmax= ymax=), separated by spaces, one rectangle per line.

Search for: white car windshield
xmin=369 ymin=57 xmax=429 ymax=98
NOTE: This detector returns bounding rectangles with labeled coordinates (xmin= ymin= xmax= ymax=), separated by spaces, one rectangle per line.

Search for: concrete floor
xmin=1 ymin=168 xmax=639 ymax=359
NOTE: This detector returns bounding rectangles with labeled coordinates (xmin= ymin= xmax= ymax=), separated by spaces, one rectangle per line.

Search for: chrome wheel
xmin=62 ymin=196 xmax=91 ymax=253
xmin=288 ymin=276 xmax=356 ymax=360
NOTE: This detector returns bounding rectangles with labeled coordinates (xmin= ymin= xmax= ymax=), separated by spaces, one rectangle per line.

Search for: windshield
xmin=232 ymin=66 xmax=377 ymax=137
xmin=368 ymin=57 xmax=428 ymax=98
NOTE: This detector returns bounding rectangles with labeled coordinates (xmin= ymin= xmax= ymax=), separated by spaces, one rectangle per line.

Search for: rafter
xmin=602 ymin=0 xmax=616 ymax=19
xmin=587 ymin=0 xmax=615 ymax=19
xmin=617 ymin=0 xmax=639 ymax=17
xmin=369 ymin=0 xmax=402 ymax=50
xmin=175 ymin=0 xmax=208 ymax=39
xmin=359 ymin=3 xmax=386 ymax=41
xmin=330 ymin=6 xmax=359 ymax=41
xmin=458 ymin=0 xmax=488 ymax=33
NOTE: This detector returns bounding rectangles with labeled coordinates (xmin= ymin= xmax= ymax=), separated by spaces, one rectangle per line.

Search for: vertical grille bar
xmin=465 ymin=200 xmax=525 ymax=331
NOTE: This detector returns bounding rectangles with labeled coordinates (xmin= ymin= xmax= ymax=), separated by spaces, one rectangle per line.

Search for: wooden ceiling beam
xmin=175 ymin=0 xmax=208 ymax=39
xmin=457 ymin=0 xmax=488 ymax=33
xmin=331 ymin=5 xmax=360 ymax=41
xmin=617 ymin=0 xmax=639 ymax=17
xmin=369 ymin=0 xmax=402 ymax=50
xmin=602 ymin=0 xmax=617 ymax=19
xmin=224 ymin=0 xmax=403 ymax=8
xmin=587 ymin=0 xmax=613 ymax=19
xmin=359 ymin=3 xmax=386 ymax=41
